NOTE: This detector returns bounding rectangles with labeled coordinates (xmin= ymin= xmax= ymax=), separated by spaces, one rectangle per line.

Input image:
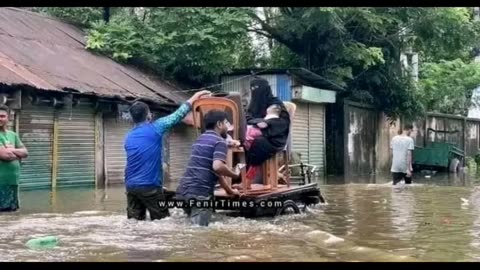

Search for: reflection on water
xmin=1 ymin=173 xmax=480 ymax=261
xmin=391 ymin=185 xmax=417 ymax=240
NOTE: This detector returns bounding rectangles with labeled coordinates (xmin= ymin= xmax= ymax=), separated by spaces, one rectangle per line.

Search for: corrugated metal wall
xmin=220 ymin=74 xmax=280 ymax=97
xmin=168 ymin=124 xmax=197 ymax=185
xmin=308 ymin=103 xmax=325 ymax=174
xmin=276 ymin=74 xmax=292 ymax=101
xmin=56 ymin=100 xmax=96 ymax=188
xmin=18 ymin=103 xmax=54 ymax=189
xmin=104 ymin=116 xmax=132 ymax=185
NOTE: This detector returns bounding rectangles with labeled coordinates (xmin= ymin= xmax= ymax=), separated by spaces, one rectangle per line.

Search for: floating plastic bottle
xmin=25 ymin=236 xmax=58 ymax=250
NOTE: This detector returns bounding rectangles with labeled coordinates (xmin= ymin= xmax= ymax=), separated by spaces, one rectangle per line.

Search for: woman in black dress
xmin=244 ymin=78 xmax=290 ymax=183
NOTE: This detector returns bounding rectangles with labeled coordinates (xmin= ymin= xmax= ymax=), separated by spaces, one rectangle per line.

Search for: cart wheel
xmin=275 ymin=200 xmax=301 ymax=216
xmin=304 ymin=196 xmax=321 ymax=205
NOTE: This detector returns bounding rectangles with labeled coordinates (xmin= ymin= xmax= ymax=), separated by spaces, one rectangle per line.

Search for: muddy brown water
xmin=2 ymin=173 xmax=480 ymax=262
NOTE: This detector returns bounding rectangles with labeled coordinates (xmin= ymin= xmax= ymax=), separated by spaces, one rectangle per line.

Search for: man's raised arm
xmin=153 ymin=90 xmax=211 ymax=134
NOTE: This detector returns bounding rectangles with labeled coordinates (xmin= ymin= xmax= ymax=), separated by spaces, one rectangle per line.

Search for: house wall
xmin=2 ymin=87 xmax=190 ymax=190
xmin=18 ymin=99 xmax=55 ymax=189
xmin=15 ymin=94 xmax=97 ymax=189
xmin=167 ymin=124 xmax=197 ymax=188
xmin=344 ymin=102 xmax=377 ymax=177
xmin=325 ymin=103 xmax=345 ymax=175
xmin=376 ymin=113 xmax=401 ymax=174
xmin=103 ymin=109 xmax=132 ymax=186
xmin=55 ymin=98 xmax=96 ymax=188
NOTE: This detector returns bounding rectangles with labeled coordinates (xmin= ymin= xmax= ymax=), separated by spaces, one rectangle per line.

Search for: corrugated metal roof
xmin=0 ymin=8 xmax=186 ymax=105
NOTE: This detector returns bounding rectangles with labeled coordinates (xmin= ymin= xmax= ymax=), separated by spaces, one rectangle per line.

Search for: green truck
xmin=413 ymin=129 xmax=465 ymax=172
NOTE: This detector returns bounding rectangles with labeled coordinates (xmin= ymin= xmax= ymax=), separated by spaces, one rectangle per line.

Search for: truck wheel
xmin=275 ymin=200 xmax=301 ymax=216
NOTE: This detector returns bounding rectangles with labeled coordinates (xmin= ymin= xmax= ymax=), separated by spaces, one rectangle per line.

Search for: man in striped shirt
xmin=176 ymin=110 xmax=241 ymax=226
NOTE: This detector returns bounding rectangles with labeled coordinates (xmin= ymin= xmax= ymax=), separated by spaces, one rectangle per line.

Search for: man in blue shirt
xmin=177 ymin=110 xmax=241 ymax=226
xmin=124 ymin=90 xmax=210 ymax=221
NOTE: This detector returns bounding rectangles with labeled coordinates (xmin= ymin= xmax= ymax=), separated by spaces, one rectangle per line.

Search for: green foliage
xmin=411 ymin=8 xmax=480 ymax=62
xmin=418 ymin=59 xmax=480 ymax=115
xmin=84 ymin=8 xmax=253 ymax=83
xmin=269 ymin=42 xmax=304 ymax=68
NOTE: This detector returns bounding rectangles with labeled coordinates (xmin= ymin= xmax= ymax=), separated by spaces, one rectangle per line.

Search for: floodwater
xmin=2 ymin=173 xmax=480 ymax=262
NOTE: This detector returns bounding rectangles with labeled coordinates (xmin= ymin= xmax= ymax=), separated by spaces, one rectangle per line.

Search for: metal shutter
xmin=308 ymin=103 xmax=325 ymax=175
xmin=104 ymin=116 xmax=132 ymax=185
xmin=18 ymin=104 xmax=54 ymax=189
xmin=56 ymin=101 xmax=96 ymax=187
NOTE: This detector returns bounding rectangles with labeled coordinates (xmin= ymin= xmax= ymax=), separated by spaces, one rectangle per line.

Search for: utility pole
xmin=399 ymin=26 xmax=419 ymax=82
xmin=400 ymin=47 xmax=419 ymax=82
xmin=103 ymin=7 xmax=110 ymax=23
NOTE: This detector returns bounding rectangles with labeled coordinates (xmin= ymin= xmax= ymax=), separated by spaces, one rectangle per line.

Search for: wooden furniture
xmin=191 ymin=96 xmax=298 ymax=196
xmin=187 ymin=96 xmax=324 ymax=217
xmin=191 ymin=97 xmax=240 ymax=139
xmin=191 ymin=96 xmax=248 ymax=193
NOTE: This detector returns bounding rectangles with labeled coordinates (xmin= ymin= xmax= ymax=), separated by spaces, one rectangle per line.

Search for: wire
xmin=128 ymin=67 xmax=345 ymax=106
xmin=127 ymin=69 xmax=272 ymax=104
xmin=170 ymin=69 xmax=271 ymax=94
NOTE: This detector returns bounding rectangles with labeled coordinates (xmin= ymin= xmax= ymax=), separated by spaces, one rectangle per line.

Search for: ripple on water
xmin=2 ymin=181 xmax=480 ymax=261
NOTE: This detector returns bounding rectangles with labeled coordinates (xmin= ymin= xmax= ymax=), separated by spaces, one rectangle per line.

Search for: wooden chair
xmin=192 ymin=97 xmax=240 ymax=140
xmin=191 ymin=96 xmax=247 ymax=193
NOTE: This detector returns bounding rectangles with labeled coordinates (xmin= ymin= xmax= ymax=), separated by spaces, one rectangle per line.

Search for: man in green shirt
xmin=0 ymin=105 xmax=28 ymax=212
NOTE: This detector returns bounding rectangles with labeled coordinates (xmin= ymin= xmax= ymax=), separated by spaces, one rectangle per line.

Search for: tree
xmin=85 ymin=8 xmax=255 ymax=85
xmin=247 ymin=7 xmax=480 ymax=119
xmin=411 ymin=8 xmax=480 ymax=62
xmin=418 ymin=59 xmax=480 ymax=115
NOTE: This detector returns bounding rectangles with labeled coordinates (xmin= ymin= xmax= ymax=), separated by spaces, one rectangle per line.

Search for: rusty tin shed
xmin=0 ymin=8 xmax=188 ymax=189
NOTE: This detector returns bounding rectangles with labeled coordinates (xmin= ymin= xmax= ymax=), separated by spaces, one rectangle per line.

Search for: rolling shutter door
xmin=308 ymin=104 xmax=325 ymax=175
xmin=168 ymin=125 xmax=197 ymax=186
xmin=104 ymin=117 xmax=132 ymax=185
xmin=56 ymin=102 xmax=96 ymax=187
xmin=18 ymin=104 xmax=54 ymax=189
xmin=291 ymin=102 xmax=309 ymax=164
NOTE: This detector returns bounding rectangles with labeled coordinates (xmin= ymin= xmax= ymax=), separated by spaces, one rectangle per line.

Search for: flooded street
xmin=2 ymin=174 xmax=480 ymax=262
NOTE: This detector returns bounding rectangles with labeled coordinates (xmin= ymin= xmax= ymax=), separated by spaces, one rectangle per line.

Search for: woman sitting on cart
xmin=244 ymin=78 xmax=290 ymax=184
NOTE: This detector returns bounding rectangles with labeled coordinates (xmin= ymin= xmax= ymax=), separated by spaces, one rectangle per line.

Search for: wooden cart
xmin=185 ymin=93 xmax=325 ymax=217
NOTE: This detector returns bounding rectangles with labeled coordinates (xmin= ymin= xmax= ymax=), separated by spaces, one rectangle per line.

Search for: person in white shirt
xmin=390 ymin=123 xmax=415 ymax=185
